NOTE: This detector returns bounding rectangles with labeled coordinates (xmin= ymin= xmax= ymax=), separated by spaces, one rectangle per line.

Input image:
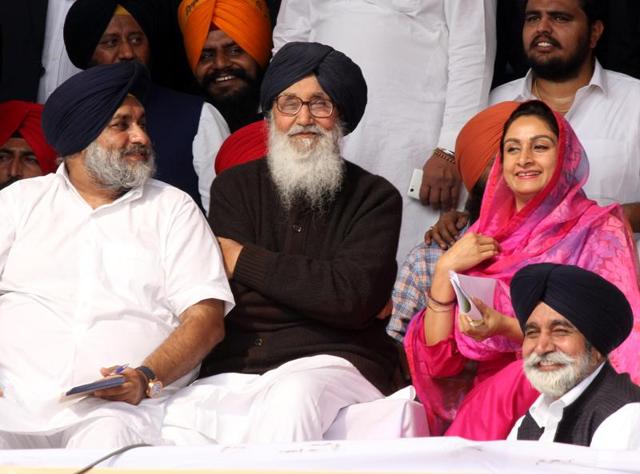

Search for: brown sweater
xmin=202 ymin=159 xmax=402 ymax=394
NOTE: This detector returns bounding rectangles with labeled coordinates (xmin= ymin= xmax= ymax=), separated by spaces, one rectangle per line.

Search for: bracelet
xmin=433 ymin=147 xmax=455 ymax=164
xmin=427 ymin=301 xmax=452 ymax=313
xmin=428 ymin=289 xmax=455 ymax=307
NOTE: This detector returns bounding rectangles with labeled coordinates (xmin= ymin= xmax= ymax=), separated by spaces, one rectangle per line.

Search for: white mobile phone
xmin=407 ymin=168 xmax=423 ymax=200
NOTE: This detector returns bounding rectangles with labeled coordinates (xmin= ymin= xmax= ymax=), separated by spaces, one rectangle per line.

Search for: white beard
xmin=266 ymin=120 xmax=345 ymax=212
xmin=84 ymin=141 xmax=156 ymax=191
xmin=523 ymin=349 xmax=595 ymax=398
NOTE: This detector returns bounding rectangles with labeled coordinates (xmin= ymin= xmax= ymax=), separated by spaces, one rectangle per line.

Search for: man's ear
xmin=589 ymin=20 xmax=604 ymax=50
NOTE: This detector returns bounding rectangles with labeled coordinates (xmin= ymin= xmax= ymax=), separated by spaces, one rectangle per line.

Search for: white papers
xmin=448 ymin=271 xmax=497 ymax=320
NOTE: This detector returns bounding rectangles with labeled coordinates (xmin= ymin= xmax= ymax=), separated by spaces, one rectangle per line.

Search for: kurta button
xmin=292 ymin=224 xmax=302 ymax=233
xmin=254 ymin=337 xmax=263 ymax=346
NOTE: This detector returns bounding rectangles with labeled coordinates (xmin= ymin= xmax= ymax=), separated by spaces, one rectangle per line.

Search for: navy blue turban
xmin=510 ymin=263 xmax=633 ymax=355
xmin=260 ymin=42 xmax=367 ymax=135
xmin=64 ymin=0 xmax=156 ymax=69
xmin=42 ymin=62 xmax=149 ymax=156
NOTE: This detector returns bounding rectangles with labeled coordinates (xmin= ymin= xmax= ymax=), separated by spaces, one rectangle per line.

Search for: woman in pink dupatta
xmin=404 ymin=101 xmax=640 ymax=438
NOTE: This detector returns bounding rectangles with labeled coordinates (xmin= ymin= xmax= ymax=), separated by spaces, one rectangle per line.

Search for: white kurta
xmin=0 ymin=166 xmax=234 ymax=441
xmin=273 ymin=0 xmax=496 ymax=261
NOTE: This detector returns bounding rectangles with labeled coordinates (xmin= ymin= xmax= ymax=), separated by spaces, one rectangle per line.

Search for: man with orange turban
xmin=178 ymin=0 xmax=272 ymax=132
xmin=0 ymin=101 xmax=57 ymax=190
xmin=388 ymin=102 xmax=520 ymax=343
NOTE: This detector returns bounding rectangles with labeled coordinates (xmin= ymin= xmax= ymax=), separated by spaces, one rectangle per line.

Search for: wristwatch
xmin=433 ymin=147 xmax=456 ymax=164
xmin=135 ymin=365 xmax=163 ymax=398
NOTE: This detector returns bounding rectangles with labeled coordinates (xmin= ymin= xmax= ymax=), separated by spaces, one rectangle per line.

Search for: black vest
xmin=517 ymin=363 xmax=640 ymax=446
xmin=145 ymin=83 xmax=205 ymax=212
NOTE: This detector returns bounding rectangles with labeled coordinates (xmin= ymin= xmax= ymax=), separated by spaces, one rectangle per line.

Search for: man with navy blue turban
xmin=161 ymin=42 xmax=402 ymax=444
xmin=507 ymin=263 xmax=640 ymax=449
xmin=63 ymin=0 xmax=230 ymax=213
xmin=0 ymin=62 xmax=234 ymax=449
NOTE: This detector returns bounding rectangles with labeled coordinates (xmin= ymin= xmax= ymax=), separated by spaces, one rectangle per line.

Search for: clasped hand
xmin=424 ymin=210 xmax=470 ymax=249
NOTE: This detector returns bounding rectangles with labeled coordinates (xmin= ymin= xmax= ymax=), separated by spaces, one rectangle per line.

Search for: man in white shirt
xmin=508 ymin=263 xmax=640 ymax=449
xmin=0 ymin=62 xmax=234 ymax=449
xmin=63 ymin=0 xmax=230 ymax=213
xmin=273 ymin=0 xmax=497 ymax=261
xmin=491 ymin=0 xmax=640 ymax=231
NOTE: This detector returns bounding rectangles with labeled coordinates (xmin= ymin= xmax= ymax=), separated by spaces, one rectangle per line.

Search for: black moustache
xmin=531 ymin=34 xmax=561 ymax=49
xmin=202 ymin=67 xmax=251 ymax=88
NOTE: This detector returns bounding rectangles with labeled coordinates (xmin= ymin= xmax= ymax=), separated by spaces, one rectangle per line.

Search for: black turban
xmin=64 ymin=0 xmax=156 ymax=69
xmin=511 ymin=263 xmax=633 ymax=355
xmin=260 ymin=42 xmax=367 ymax=135
xmin=42 ymin=62 xmax=149 ymax=156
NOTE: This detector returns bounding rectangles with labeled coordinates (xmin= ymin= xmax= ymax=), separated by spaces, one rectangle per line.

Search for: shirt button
xmin=292 ymin=224 xmax=302 ymax=233
xmin=254 ymin=337 xmax=263 ymax=347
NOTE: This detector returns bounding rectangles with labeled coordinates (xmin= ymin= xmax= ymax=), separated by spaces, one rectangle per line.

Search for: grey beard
xmin=84 ymin=141 xmax=156 ymax=192
xmin=523 ymin=349 xmax=595 ymax=399
xmin=266 ymin=120 xmax=345 ymax=212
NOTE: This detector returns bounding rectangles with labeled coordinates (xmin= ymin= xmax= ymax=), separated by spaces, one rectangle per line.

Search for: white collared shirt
xmin=194 ymin=103 xmax=230 ymax=213
xmin=509 ymin=363 xmax=640 ymax=449
xmin=491 ymin=61 xmax=640 ymax=207
xmin=0 ymin=165 xmax=234 ymax=434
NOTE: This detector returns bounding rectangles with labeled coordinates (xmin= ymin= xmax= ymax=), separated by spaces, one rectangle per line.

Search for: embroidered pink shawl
xmin=406 ymin=110 xmax=640 ymax=434
xmin=457 ymin=110 xmax=640 ymax=376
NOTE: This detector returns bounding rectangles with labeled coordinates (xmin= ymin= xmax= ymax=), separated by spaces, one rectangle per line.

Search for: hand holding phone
xmin=64 ymin=375 xmax=125 ymax=397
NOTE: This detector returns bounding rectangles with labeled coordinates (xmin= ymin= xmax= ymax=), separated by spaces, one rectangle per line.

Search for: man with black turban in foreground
xmin=162 ymin=42 xmax=402 ymax=444
xmin=508 ymin=263 xmax=640 ymax=449
xmin=0 ymin=62 xmax=234 ymax=449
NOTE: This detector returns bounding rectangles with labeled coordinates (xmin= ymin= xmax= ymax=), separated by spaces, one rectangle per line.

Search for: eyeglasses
xmin=275 ymin=95 xmax=334 ymax=118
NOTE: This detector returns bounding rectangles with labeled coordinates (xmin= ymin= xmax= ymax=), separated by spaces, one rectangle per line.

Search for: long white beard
xmin=266 ymin=120 xmax=345 ymax=212
xmin=84 ymin=141 xmax=156 ymax=191
xmin=523 ymin=350 xmax=594 ymax=398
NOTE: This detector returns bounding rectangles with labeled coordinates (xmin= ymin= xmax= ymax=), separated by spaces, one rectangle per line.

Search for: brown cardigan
xmin=201 ymin=159 xmax=402 ymax=394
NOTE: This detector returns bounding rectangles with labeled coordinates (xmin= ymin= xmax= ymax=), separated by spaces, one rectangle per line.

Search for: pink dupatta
xmin=406 ymin=109 xmax=640 ymax=435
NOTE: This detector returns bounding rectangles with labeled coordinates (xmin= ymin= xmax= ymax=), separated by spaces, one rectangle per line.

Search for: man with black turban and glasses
xmin=0 ymin=62 xmax=233 ymax=449
xmin=163 ymin=42 xmax=402 ymax=444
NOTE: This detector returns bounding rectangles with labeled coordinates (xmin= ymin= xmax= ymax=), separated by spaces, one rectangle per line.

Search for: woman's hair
xmin=500 ymin=100 xmax=559 ymax=154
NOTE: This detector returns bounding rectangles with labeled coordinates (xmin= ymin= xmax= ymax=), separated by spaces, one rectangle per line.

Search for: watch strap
xmin=135 ymin=365 xmax=156 ymax=383
xmin=434 ymin=147 xmax=456 ymax=164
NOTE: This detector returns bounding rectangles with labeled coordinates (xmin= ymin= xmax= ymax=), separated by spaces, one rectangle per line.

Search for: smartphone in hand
xmin=64 ymin=376 xmax=125 ymax=397
xmin=408 ymin=168 xmax=423 ymax=200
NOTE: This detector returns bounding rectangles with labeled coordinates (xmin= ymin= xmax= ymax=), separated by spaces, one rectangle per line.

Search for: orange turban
xmin=455 ymin=101 xmax=520 ymax=192
xmin=215 ymin=119 xmax=267 ymax=174
xmin=178 ymin=0 xmax=271 ymax=73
